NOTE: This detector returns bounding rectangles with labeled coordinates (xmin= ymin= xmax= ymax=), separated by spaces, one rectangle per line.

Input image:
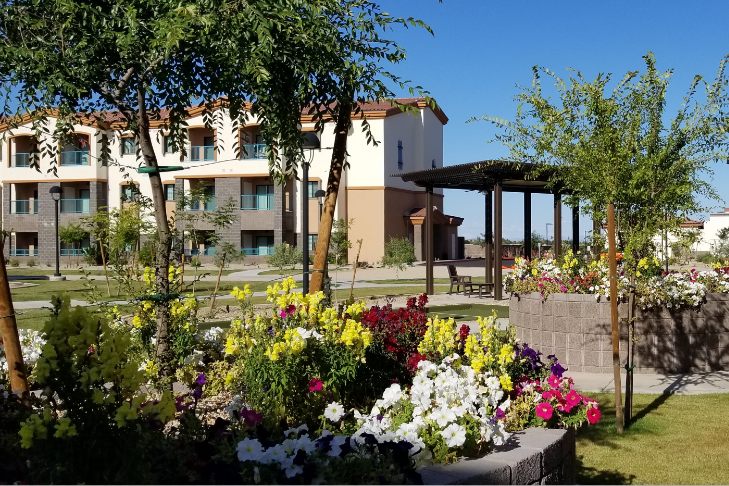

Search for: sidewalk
xmin=570 ymin=370 xmax=729 ymax=395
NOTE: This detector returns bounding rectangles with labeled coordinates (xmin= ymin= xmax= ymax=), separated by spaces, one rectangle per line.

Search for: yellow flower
xmin=418 ymin=316 xmax=458 ymax=358
xmin=498 ymin=344 xmax=514 ymax=366
xmin=499 ymin=374 xmax=513 ymax=391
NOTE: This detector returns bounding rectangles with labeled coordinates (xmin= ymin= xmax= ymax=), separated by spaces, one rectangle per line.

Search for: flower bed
xmin=2 ymin=276 xmax=601 ymax=484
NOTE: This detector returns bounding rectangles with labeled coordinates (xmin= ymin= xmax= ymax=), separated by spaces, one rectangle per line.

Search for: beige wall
xmin=347 ymin=186 xmax=444 ymax=264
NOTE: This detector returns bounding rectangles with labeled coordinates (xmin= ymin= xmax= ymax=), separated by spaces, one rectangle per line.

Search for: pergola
xmin=397 ymin=160 xmax=580 ymax=300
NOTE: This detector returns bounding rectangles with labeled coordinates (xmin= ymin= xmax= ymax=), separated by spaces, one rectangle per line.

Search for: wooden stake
xmin=349 ymin=239 xmax=363 ymax=301
xmin=607 ymin=203 xmax=624 ymax=433
xmin=0 ymin=235 xmax=29 ymax=394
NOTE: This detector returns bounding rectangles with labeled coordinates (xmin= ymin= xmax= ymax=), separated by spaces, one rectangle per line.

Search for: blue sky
xmin=380 ymin=0 xmax=729 ymax=239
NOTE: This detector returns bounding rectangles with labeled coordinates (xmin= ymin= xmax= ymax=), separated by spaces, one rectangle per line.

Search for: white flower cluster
xmin=351 ymin=355 xmax=510 ymax=459
xmin=0 ymin=328 xmax=44 ymax=377
xmin=236 ymin=425 xmax=350 ymax=479
xmin=200 ymin=326 xmax=226 ymax=348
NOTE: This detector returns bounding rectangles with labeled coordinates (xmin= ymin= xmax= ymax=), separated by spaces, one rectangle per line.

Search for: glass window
xmin=308 ymin=234 xmax=318 ymax=250
xmin=121 ymin=137 xmax=136 ymax=156
xmin=307 ymin=181 xmax=320 ymax=198
xmin=164 ymin=184 xmax=175 ymax=201
xmin=397 ymin=140 xmax=404 ymax=170
xmin=163 ymin=135 xmax=175 ymax=154
xmin=121 ymin=184 xmax=138 ymax=202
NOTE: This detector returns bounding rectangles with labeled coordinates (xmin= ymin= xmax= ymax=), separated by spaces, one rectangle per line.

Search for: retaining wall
xmin=509 ymin=292 xmax=729 ymax=373
xmin=420 ymin=428 xmax=575 ymax=485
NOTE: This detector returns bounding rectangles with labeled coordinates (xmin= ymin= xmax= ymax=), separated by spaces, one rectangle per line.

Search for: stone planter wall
xmin=420 ymin=428 xmax=575 ymax=485
xmin=509 ymin=292 xmax=729 ymax=373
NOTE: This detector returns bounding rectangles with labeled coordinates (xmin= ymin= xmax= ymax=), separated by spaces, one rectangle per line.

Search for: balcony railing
xmin=240 ymin=144 xmax=267 ymax=160
xmin=60 ymin=248 xmax=87 ymax=256
xmin=241 ymin=246 xmax=274 ymax=256
xmin=13 ymin=153 xmax=31 ymax=167
xmin=11 ymin=200 xmax=38 ymax=214
xmin=240 ymin=194 xmax=274 ymax=210
xmin=189 ymin=197 xmax=216 ymax=211
xmin=60 ymin=198 xmax=91 ymax=214
xmin=61 ymin=150 xmax=90 ymax=166
xmin=10 ymin=248 xmax=38 ymax=257
xmin=186 ymin=247 xmax=217 ymax=256
xmin=189 ymin=145 xmax=215 ymax=162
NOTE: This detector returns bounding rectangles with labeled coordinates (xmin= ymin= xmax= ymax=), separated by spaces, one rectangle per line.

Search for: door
xmin=256 ymin=185 xmax=273 ymax=210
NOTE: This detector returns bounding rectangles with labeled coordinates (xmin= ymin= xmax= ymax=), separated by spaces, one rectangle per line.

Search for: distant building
xmin=655 ymin=208 xmax=729 ymax=258
xmin=0 ymin=98 xmax=461 ymax=265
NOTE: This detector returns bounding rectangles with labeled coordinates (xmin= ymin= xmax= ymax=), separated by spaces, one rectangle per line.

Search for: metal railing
xmin=189 ymin=197 xmax=216 ymax=211
xmin=240 ymin=193 xmax=274 ymax=210
xmin=240 ymin=143 xmax=267 ymax=160
xmin=10 ymin=248 xmax=38 ymax=257
xmin=13 ymin=153 xmax=31 ymax=167
xmin=186 ymin=247 xmax=217 ymax=256
xmin=60 ymin=248 xmax=87 ymax=256
xmin=60 ymin=198 xmax=91 ymax=214
xmin=189 ymin=145 xmax=215 ymax=162
xmin=60 ymin=150 xmax=90 ymax=166
xmin=241 ymin=246 xmax=274 ymax=256
xmin=10 ymin=200 xmax=38 ymax=214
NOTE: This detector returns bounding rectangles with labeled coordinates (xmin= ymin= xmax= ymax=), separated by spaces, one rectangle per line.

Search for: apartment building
xmin=0 ymin=98 xmax=460 ymax=265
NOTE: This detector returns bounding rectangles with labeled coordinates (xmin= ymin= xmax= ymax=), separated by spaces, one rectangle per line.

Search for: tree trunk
xmin=310 ymin=100 xmax=353 ymax=293
xmin=99 ymin=232 xmax=111 ymax=297
xmin=607 ymin=202 xmax=624 ymax=434
xmin=0 ymin=236 xmax=28 ymax=394
xmin=209 ymin=254 xmax=225 ymax=312
xmin=136 ymin=86 xmax=174 ymax=380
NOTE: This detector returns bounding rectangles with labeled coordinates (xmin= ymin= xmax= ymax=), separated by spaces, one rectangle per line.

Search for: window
xmin=307 ymin=181 xmax=320 ymax=198
xmin=397 ymin=140 xmax=404 ymax=170
xmin=432 ymin=159 xmax=437 ymax=169
xmin=163 ymin=135 xmax=175 ymax=154
xmin=121 ymin=184 xmax=139 ymax=203
xmin=164 ymin=184 xmax=175 ymax=201
xmin=308 ymin=234 xmax=318 ymax=250
xmin=121 ymin=137 xmax=136 ymax=156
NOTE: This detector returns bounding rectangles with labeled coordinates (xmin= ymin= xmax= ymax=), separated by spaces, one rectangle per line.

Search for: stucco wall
xmin=509 ymin=292 xmax=729 ymax=373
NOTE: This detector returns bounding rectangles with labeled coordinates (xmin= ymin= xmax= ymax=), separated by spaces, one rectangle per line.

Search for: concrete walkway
xmin=570 ymin=370 xmax=729 ymax=395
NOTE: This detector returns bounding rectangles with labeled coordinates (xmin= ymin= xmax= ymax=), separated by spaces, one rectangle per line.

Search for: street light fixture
xmin=48 ymin=185 xmax=64 ymax=280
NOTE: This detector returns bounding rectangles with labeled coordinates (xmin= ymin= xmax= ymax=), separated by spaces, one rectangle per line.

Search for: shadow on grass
xmin=577 ymin=455 xmax=637 ymax=484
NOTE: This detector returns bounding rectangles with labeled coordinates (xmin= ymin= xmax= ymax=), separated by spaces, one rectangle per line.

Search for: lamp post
xmin=48 ymin=185 xmax=64 ymax=280
xmin=545 ymin=223 xmax=553 ymax=255
xmin=301 ymin=132 xmax=321 ymax=294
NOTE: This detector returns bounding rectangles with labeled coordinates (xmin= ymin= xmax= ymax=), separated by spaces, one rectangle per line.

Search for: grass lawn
xmin=364 ymin=277 xmax=491 ymax=286
xmin=428 ymin=303 xmax=509 ymax=320
xmin=576 ymin=392 xmax=729 ymax=484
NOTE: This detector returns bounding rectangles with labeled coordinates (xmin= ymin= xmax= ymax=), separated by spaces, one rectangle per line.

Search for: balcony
xmin=61 ymin=150 xmax=90 ymax=166
xmin=10 ymin=200 xmax=38 ymax=214
xmin=189 ymin=197 xmax=216 ymax=212
xmin=189 ymin=145 xmax=215 ymax=162
xmin=60 ymin=248 xmax=88 ymax=256
xmin=12 ymin=153 xmax=31 ymax=167
xmin=60 ymin=198 xmax=90 ymax=214
xmin=10 ymin=248 xmax=38 ymax=257
xmin=240 ymin=194 xmax=274 ymax=210
xmin=241 ymin=246 xmax=274 ymax=256
xmin=240 ymin=144 xmax=267 ymax=160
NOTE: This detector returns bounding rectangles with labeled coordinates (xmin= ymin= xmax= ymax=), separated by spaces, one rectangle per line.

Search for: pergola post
xmin=494 ymin=180 xmax=503 ymax=300
xmin=572 ymin=204 xmax=580 ymax=254
xmin=484 ymin=190 xmax=493 ymax=284
xmin=553 ymin=193 xmax=562 ymax=258
xmin=524 ymin=191 xmax=532 ymax=259
xmin=425 ymin=186 xmax=434 ymax=295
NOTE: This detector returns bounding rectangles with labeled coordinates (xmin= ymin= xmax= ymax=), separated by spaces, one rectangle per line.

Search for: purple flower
xmin=550 ymin=361 xmax=567 ymax=378
xmin=279 ymin=309 xmax=287 ymax=318
xmin=195 ymin=372 xmax=207 ymax=386
xmin=495 ymin=407 xmax=506 ymax=420
xmin=192 ymin=387 xmax=203 ymax=400
xmin=240 ymin=408 xmax=263 ymax=426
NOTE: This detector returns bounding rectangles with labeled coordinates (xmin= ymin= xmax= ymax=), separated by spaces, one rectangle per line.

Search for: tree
xmin=268 ymin=243 xmax=303 ymax=273
xmin=59 ymin=223 xmax=88 ymax=267
xmin=381 ymin=237 xmax=416 ymax=278
xmin=82 ymin=210 xmax=112 ymax=297
xmin=329 ymin=218 xmax=353 ymax=266
xmin=486 ymin=53 xmax=728 ymax=271
xmin=203 ymin=199 xmax=239 ymax=312
xmin=0 ymin=0 xmax=434 ymax=377
xmin=486 ymin=53 xmax=729 ymax=431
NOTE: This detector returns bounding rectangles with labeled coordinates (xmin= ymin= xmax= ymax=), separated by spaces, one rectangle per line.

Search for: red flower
xmin=308 ymin=377 xmax=324 ymax=393
xmin=565 ymin=389 xmax=582 ymax=408
xmin=586 ymin=405 xmax=602 ymax=425
xmin=407 ymin=353 xmax=426 ymax=372
xmin=535 ymin=401 xmax=554 ymax=421
xmin=547 ymin=374 xmax=561 ymax=389
xmin=459 ymin=324 xmax=470 ymax=341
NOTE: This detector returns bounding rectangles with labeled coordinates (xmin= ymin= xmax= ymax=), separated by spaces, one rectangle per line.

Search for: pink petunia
xmin=535 ymin=401 xmax=554 ymax=421
xmin=565 ymin=389 xmax=582 ymax=408
xmin=308 ymin=377 xmax=324 ymax=393
xmin=547 ymin=374 xmax=561 ymax=389
xmin=586 ymin=405 xmax=602 ymax=425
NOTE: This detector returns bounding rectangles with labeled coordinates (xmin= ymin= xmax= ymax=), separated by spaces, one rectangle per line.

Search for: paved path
xmin=570 ymin=370 xmax=729 ymax=395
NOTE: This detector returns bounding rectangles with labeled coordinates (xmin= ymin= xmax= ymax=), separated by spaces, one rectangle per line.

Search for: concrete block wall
xmin=509 ymin=292 xmax=729 ymax=373
xmin=420 ymin=428 xmax=575 ymax=485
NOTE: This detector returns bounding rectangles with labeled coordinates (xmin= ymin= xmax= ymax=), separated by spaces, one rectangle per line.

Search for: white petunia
xmin=441 ymin=423 xmax=467 ymax=448
xmin=236 ymin=438 xmax=264 ymax=462
xmin=324 ymin=401 xmax=345 ymax=422
xmin=429 ymin=407 xmax=457 ymax=428
xmin=328 ymin=435 xmax=348 ymax=457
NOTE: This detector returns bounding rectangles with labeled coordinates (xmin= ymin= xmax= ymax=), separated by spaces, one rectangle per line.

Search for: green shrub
xmin=8 ymin=259 xmax=19 ymax=267
xmin=267 ymin=242 xmax=302 ymax=272
xmin=26 ymin=258 xmax=36 ymax=267
xmin=381 ymin=237 xmax=416 ymax=274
